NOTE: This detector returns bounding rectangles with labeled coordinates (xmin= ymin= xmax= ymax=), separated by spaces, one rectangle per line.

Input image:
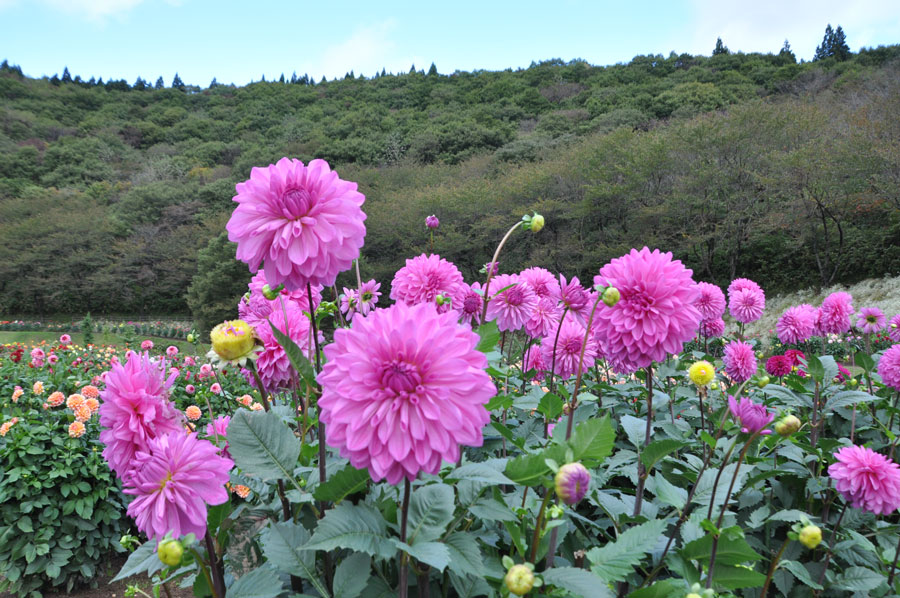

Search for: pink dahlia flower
xmin=879 ymin=344 xmax=900 ymax=391
xmin=695 ymin=282 xmax=726 ymax=320
xmin=856 ymin=307 xmax=886 ymax=334
xmin=889 ymin=314 xmax=900 ymax=343
xmin=699 ymin=317 xmax=725 ymax=339
xmin=728 ymin=278 xmax=762 ymax=296
xmin=723 ymin=341 xmax=757 ymax=383
xmin=227 ymin=158 xmax=366 ymax=290
xmin=784 ymin=349 xmax=805 ymax=366
xmin=425 ymin=215 xmax=439 ymax=229
xmin=828 ymin=445 xmax=900 ymax=515
xmin=238 ymin=271 xmax=322 ymax=329
xmin=391 ymin=253 xmax=464 ymax=314
xmin=99 ymin=352 xmax=183 ymax=481
xmin=31 ymin=348 xmax=45 ymax=361
xmin=210 ymin=383 xmax=222 ymax=395
xmin=519 ymin=267 xmax=560 ymax=300
xmin=525 ymin=297 xmax=562 ymax=339
xmin=558 ymin=275 xmax=589 ymax=313
xmin=729 ymin=287 xmax=765 ymax=324
xmin=591 ymin=247 xmax=700 ymax=369
xmin=523 ymin=344 xmax=549 ymax=382
xmin=185 ymin=384 xmax=195 ymax=394
xmin=728 ymin=395 xmax=774 ymax=435
xmin=340 ymin=287 xmax=358 ymax=320
xmin=59 ymin=334 xmax=71 ymax=345
xmin=453 ymin=281 xmax=484 ymax=326
xmin=817 ymin=292 xmax=854 ymax=334
xmin=205 ymin=415 xmax=231 ymax=458
xmin=125 ymin=432 xmax=233 ymax=540
xmin=166 ymin=346 xmax=179 ymax=358
xmin=485 ymin=273 xmax=538 ymax=332
xmin=357 ymin=279 xmax=381 ymax=316
xmin=765 ymin=355 xmax=792 ymax=378
xmin=317 ymin=302 xmax=495 ymax=484
xmin=255 ymin=300 xmax=316 ymax=392
xmin=141 ymin=340 xmax=154 ymax=351
xmin=776 ymin=304 xmax=817 ymax=345
xmin=541 ymin=316 xmax=598 ymax=379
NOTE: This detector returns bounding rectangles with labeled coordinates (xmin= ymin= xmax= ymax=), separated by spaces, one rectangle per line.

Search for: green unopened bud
xmin=530 ymin=214 xmax=544 ymax=233
xmin=709 ymin=381 xmax=719 ymax=391
xmin=436 ymin=294 xmax=451 ymax=307
xmin=602 ymin=286 xmax=621 ymax=307
xmin=774 ymin=414 xmax=801 ymax=437
xmin=157 ymin=539 xmax=184 ymax=566
xmin=848 ymin=378 xmax=859 ymax=387
xmin=798 ymin=524 xmax=822 ymax=549
xmin=505 ymin=564 xmax=535 ymax=596
xmin=186 ymin=333 xmax=195 ymax=343
xmin=686 ymin=594 xmax=703 ymax=598
xmin=262 ymin=283 xmax=284 ymax=300
xmin=757 ymin=375 xmax=770 ymax=388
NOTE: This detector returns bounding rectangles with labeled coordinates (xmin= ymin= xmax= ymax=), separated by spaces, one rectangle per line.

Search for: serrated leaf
xmin=538 ymin=392 xmax=564 ymax=420
xmin=394 ymin=539 xmax=451 ymax=572
xmin=444 ymin=532 xmax=484 ymax=578
xmin=681 ymin=527 xmax=762 ymax=566
xmin=475 ymin=321 xmax=500 ymax=353
xmin=505 ymin=452 xmax=551 ymax=487
xmin=641 ymin=439 xmax=687 ymax=470
xmin=570 ymin=415 xmax=615 ymax=464
xmin=468 ymin=497 xmax=517 ymax=522
xmin=260 ymin=521 xmax=330 ymax=597
xmin=111 ymin=541 xmax=164 ymax=582
xmin=268 ymin=318 xmax=317 ymax=387
xmin=626 ymin=578 xmax=684 ymax=598
xmin=586 ymin=519 xmax=667 ymax=582
xmin=710 ymin=563 xmax=766 ymax=589
xmin=228 ymin=410 xmax=300 ymax=485
xmin=407 ymin=484 xmax=455 ymax=544
xmin=778 ymin=560 xmax=822 ymax=590
xmin=691 ymin=463 xmax=750 ymax=507
xmin=303 ymin=503 xmax=396 ymax=560
xmin=745 ymin=506 xmax=770 ymax=529
xmin=823 ymin=390 xmax=876 ymax=414
xmin=652 ymin=473 xmax=687 ymax=510
xmin=333 ymin=552 xmax=371 ymax=598
xmin=543 ymin=567 xmax=614 ymax=598
xmin=446 ymin=463 xmax=513 ymax=485
xmin=855 ymin=351 xmax=875 ymax=372
xmin=760 ymin=385 xmax=809 ymax=408
xmin=831 ymin=566 xmax=884 ymax=592
xmin=805 ymin=355 xmax=825 ymax=382
xmin=621 ymin=415 xmax=648 ymax=448
xmin=227 ymin=565 xmax=285 ymax=598
xmin=313 ymin=464 xmax=370 ymax=503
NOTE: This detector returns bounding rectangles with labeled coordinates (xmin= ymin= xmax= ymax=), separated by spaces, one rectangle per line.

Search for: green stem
xmin=760 ymin=538 xmax=790 ymax=597
xmin=564 ymin=294 xmax=603 ymax=440
xmin=479 ymin=221 xmax=523 ymax=323
xmin=399 ymin=479 xmax=412 ymax=598
xmin=528 ymin=489 xmax=554 ymax=564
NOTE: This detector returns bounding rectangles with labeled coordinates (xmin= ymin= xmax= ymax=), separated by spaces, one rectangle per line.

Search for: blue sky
xmin=2 ymin=0 xmax=899 ymax=86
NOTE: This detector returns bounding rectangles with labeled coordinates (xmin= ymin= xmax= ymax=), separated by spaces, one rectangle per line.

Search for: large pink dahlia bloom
xmin=453 ymin=281 xmax=484 ymax=326
xmin=125 ymin=432 xmax=233 ymax=540
xmin=728 ymin=395 xmax=774 ymax=435
xmin=227 ymin=158 xmax=366 ymax=291
xmin=99 ymin=352 xmax=183 ymax=481
xmin=723 ymin=340 xmax=757 ymax=383
xmin=856 ymin=307 xmax=886 ymax=334
xmin=519 ymin=267 xmax=560 ymax=300
xmin=695 ymin=282 xmax=726 ymax=320
xmin=541 ymin=316 xmax=598 ymax=379
xmin=699 ymin=317 xmax=726 ymax=339
xmin=828 ymin=445 xmax=900 ymax=515
xmin=525 ymin=297 xmax=562 ymax=339
xmin=391 ymin=253 xmax=464 ymax=313
xmin=591 ymin=247 xmax=700 ymax=369
xmin=879 ymin=344 xmax=900 ymax=391
xmin=255 ymin=300 xmax=316 ymax=391
xmin=317 ymin=302 xmax=495 ymax=484
xmin=817 ymin=292 xmax=854 ymax=334
xmin=729 ymin=287 xmax=765 ymax=324
xmin=728 ymin=278 xmax=762 ymax=296
xmin=485 ymin=273 xmax=538 ymax=332
xmin=776 ymin=304 xmax=817 ymax=345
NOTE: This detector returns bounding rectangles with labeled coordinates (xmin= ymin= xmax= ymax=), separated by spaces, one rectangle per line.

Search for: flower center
xmin=505 ymin=287 xmax=525 ymax=307
xmin=562 ymin=337 xmax=582 ymax=355
xmin=867 ymin=315 xmax=877 ymax=324
xmin=379 ymin=360 xmax=422 ymax=394
xmin=463 ymin=294 xmax=480 ymax=313
xmin=283 ymin=187 xmax=313 ymax=216
xmin=361 ymin=291 xmax=373 ymax=302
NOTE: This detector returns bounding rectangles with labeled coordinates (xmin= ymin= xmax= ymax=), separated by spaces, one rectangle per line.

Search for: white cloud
xmin=687 ymin=0 xmax=900 ymax=59
xmin=316 ymin=19 xmax=424 ymax=80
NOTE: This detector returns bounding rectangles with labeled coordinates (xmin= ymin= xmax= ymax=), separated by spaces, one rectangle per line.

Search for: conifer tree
xmin=279 ymin=73 xmax=285 ymax=83
xmin=61 ymin=67 xmax=72 ymax=83
xmin=712 ymin=37 xmax=729 ymax=55
xmin=0 ymin=59 xmax=7 ymax=71
xmin=409 ymin=63 xmax=416 ymax=74
xmin=814 ymin=24 xmax=834 ymax=61
xmin=381 ymin=67 xmax=387 ymax=77
xmin=133 ymin=76 xmax=145 ymax=90
xmin=88 ymin=76 xmax=96 ymax=86
xmin=778 ymin=39 xmax=796 ymax=64
xmin=290 ymin=71 xmax=297 ymax=84
xmin=427 ymin=62 xmax=438 ymax=76
xmin=50 ymin=73 xmax=60 ymax=85
xmin=154 ymin=76 xmax=164 ymax=89
xmin=209 ymin=77 xmax=218 ymax=88
xmin=172 ymin=73 xmax=185 ymax=90
xmin=832 ymin=26 xmax=850 ymax=61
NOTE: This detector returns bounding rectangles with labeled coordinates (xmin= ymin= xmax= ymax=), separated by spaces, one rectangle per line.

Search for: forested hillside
xmin=1 ymin=41 xmax=899 ymax=327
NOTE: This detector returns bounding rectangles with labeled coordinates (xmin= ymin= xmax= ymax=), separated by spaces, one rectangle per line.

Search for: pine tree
xmin=88 ymin=76 xmax=96 ymax=86
xmin=779 ymin=39 xmax=796 ymax=64
xmin=209 ymin=77 xmax=218 ymax=88
xmin=0 ymin=59 xmax=7 ymax=71
xmin=345 ymin=70 xmax=354 ymax=80
xmin=155 ymin=76 xmax=164 ymax=89
xmin=61 ymin=67 xmax=72 ymax=83
xmin=290 ymin=71 xmax=297 ymax=84
xmin=427 ymin=62 xmax=438 ymax=76
xmin=712 ymin=37 xmax=729 ymax=55
xmin=832 ymin=26 xmax=850 ymax=61
xmin=381 ymin=68 xmax=387 ymax=77
xmin=50 ymin=73 xmax=60 ymax=85
xmin=260 ymin=74 xmax=266 ymax=82
xmin=815 ymin=24 xmax=834 ymax=61
xmin=279 ymin=73 xmax=285 ymax=83
xmin=172 ymin=73 xmax=185 ymax=90
xmin=96 ymin=77 xmax=103 ymax=86
xmin=409 ymin=63 xmax=416 ymax=74
xmin=133 ymin=77 xmax=145 ymax=90
xmin=300 ymin=73 xmax=309 ymax=85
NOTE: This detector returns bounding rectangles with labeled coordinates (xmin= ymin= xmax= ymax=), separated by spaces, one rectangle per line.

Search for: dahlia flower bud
xmin=186 ymin=333 xmax=195 ymax=343
xmin=555 ymin=462 xmax=590 ymax=505
xmin=757 ymin=375 xmax=770 ymax=388
xmin=425 ymin=214 xmax=440 ymax=229
xmin=209 ymin=320 xmax=255 ymax=362
xmin=157 ymin=539 xmax=184 ymax=566
xmin=688 ymin=361 xmax=715 ymax=386
xmin=530 ymin=213 xmax=544 ymax=233
xmin=601 ymin=285 xmax=620 ymax=307
xmin=774 ymin=414 xmax=801 ymax=437
xmin=504 ymin=564 xmax=535 ymax=596
xmin=262 ymin=284 xmax=283 ymax=300
xmin=798 ymin=524 xmax=822 ymax=549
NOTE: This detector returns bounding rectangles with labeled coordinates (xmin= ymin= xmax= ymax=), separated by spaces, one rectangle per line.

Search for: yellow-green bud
xmin=686 ymin=594 xmax=703 ymax=598
xmin=262 ymin=283 xmax=284 ymax=300
xmin=186 ymin=333 xmax=195 ymax=343
xmin=709 ymin=381 xmax=719 ymax=390
xmin=848 ymin=378 xmax=858 ymax=387
xmin=688 ymin=361 xmax=715 ymax=386
xmin=505 ymin=564 xmax=535 ymax=596
xmin=530 ymin=214 xmax=544 ymax=233
xmin=157 ymin=539 xmax=184 ymax=566
xmin=757 ymin=375 xmax=770 ymax=388
xmin=210 ymin=320 xmax=255 ymax=361
xmin=798 ymin=524 xmax=822 ymax=549
xmin=774 ymin=414 xmax=801 ymax=437
xmin=602 ymin=286 xmax=621 ymax=307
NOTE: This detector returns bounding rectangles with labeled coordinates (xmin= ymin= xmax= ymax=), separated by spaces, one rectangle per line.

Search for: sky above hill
xmin=2 ymin=0 xmax=899 ymax=86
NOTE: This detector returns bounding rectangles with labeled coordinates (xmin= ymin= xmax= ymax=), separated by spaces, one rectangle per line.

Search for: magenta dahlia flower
xmin=485 ymin=273 xmax=538 ymax=332
xmin=591 ymin=247 xmax=700 ymax=369
xmin=453 ymin=281 xmax=484 ymax=326
xmin=125 ymin=432 xmax=233 ymax=540
xmin=699 ymin=317 xmax=726 ymax=339
xmin=317 ymin=302 xmax=495 ymax=484
xmin=99 ymin=352 xmax=183 ymax=481
xmin=784 ymin=349 xmax=806 ymax=366
xmin=357 ymin=279 xmax=381 ymax=316
xmin=828 ymin=445 xmax=900 ymax=515
xmin=728 ymin=395 xmax=774 ymax=435
xmin=525 ymin=297 xmax=562 ymax=339
xmin=856 ymin=307 xmax=886 ymax=334
xmin=255 ymin=300 xmax=316 ymax=391
xmin=558 ymin=274 xmax=589 ymax=312
xmin=695 ymin=282 xmax=726 ymax=320
xmin=765 ymin=355 xmax=792 ymax=378
xmin=391 ymin=253 xmax=464 ymax=314
xmin=340 ymin=287 xmax=358 ymax=320
xmin=541 ymin=316 xmax=598 ymax=379
xmin=524 ymin=345 xmax=549 ymax=382
xmin=879 ymin=344 xmax=900 ymax=391
xmin=519 ymin=267 xmax=561 ymax=300
xmin=227 ymin=158 xmax=366 ymax=290
xmin=425 ymin=215 xmax=439 ymax=229
xmin=729 ymin=287 xmax=765 ymax=324
xmin=889 ymin=314 xmax=900 ymax=343
xmin=723 ymin=341 xmax=757 ymax=382
xmin=776 ymin=304 xmax=818 ymax=345
xmin=205 ymin=415 xmax=231 ymax=458
xmin=817 ymin=292 xmax=854 ymax=334
xmin=728 ymin=278 xmax=762 ymax=296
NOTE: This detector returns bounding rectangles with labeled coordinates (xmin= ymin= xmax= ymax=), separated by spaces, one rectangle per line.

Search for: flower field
xmin=3 ymin=157 xmax=900 ymax=598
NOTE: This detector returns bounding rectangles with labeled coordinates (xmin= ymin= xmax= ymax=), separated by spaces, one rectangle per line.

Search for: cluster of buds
xmin=685 ymin=583 xmax=716 ymax=598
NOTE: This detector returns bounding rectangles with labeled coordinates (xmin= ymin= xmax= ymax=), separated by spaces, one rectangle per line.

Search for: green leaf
xmin=268 ymin=317 xmax=317 ymax=387
xmin=16 ymin=518 xmax=32 ymax=533
xmin=468 ymin=497 xmax=517 ymax=522
xmin=333 ymin=552 xmax=371 ymax=598
xmin=680 ymin=527 xmax=762 ymax=566
xmin=855 ymin=351 xmax=875 ymax=372
xmin=537 ymin=392 xmax=564 ymax=420
xmin=395 ymin=540 xmax=451 ymax=572
xmin=111 ymin=541 xmax=164 ymax=582
xmin=491 ymin=421 xmax=525 ymax=450
xmin=586 ymin=519 xmax=667 ymax=582
xmin=778 ymin=560 xmax=822 ymax=590
xmin=710 ymin=564 xmax=766 ymax=589
xmin=260 ymin=521 xmax=330 ymax=597
xmin=407 ymin=484 xmax=455 ymax=544
xmin=304 ymin=503 xmax=396 ymax=560
xmin=805 ymin=355 xmax=825 ymax=383
xmin=446 ymin=463 xmax=513 ymax=485
xmin=543 ymin=567 xmax=614 ymax=598
xmin=227 ymin=566 xmax=285 ymax=598
xmin=651 ymin=473 xmax=687 ymax=510
xmin=831 ymin=566 xmax=884 ymax=592
xmin=313 ymin=464 xmax=370 ymax=503
xmin=444 ymin=532 xmax=485 ymax=578
xmin=485 ymin=394 xmax=514 ymax=411
xmin=641 ymin=439 xmax=687 ymax=471
xmin=823 ymin=390 xmax=876 ymax=414
xmin=475 ymin=321 xmax=500 ymax=353
xmin=621 ymin=415 xmax=647 ymax=448
xmin=505 ymin=452 xmax=551 ymax=487
xmin=228 ymin=410 xmax=300 ymax=486
xmin=569 ymin=415 xmax=615 ymax=465
xmin=760 ymin=385 xmax=809 ymax=408
xmin=626 ymin=579 xmax=685 ymax=598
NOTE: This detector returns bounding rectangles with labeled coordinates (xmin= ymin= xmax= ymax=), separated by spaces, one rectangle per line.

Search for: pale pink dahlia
xmin=776 ymin=304 xmax=817 ymax=345
xmin=591 ymin=247 xmax=700 ymax=369
xmin=391 ymin=253 xmax=464 ymax=314
xmin=879 ymin=344 xmax=900 ymax=391
xmin=525 ymin=297 xmax=562 ymax=339
xmin=523 ymin=345 xmax=549 ymax=382
xmin=856 ymin=307 xmax=886 ymax=334
xmin=558 ymin=275 xmax=589 ymax=312
xmin=541 ymin=316 xmax=598 ymax=379
xmin=125 ymin=432 xmax=233 ymax=540
xmin=723 ymin=341 xmax=757 ymax=383
xmin=205 ymin=415 xmax=231 ymax=458
xmin=519 ymin=267 xmax=560 ymax=300
xmin=889 ymin=314 xmax=900 ymax=343
xmin=99 ymin=352 xmax=183 ymax=481
xmin=729 ymin=287 xmax=765 ymax=324
xmin=453 ymin=281 xmax=484 ymax=326
xmin=485 ymin=273 xmax=538 ymax=332
xmin=695 ymin=282 xmax=726 ymax=320
xmin=227 ymin=157 xmax=366 ymax=290
xmin=255 ymin=300 xmax=315 ymax=391
xmin=817 ymin=292 xmax=854 ymax=334
xmin=728 ymin=278 xmax=762 ymax=296
xmin=699 ymin=317 xmax=725 ymax=339
xmin=357 ymin=279 xmax=381 ymax=316
xmin=828 ymin=445 xmax=900 ymax=515
xmin=317 ymin=302 xmax=495 ymax=484
xmin=728 ymin=395 xmax=774 ymax=435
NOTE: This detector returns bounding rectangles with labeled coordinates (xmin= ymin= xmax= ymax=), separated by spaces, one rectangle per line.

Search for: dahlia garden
xmin=5 ymin=158 xmax=900 ymax=598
